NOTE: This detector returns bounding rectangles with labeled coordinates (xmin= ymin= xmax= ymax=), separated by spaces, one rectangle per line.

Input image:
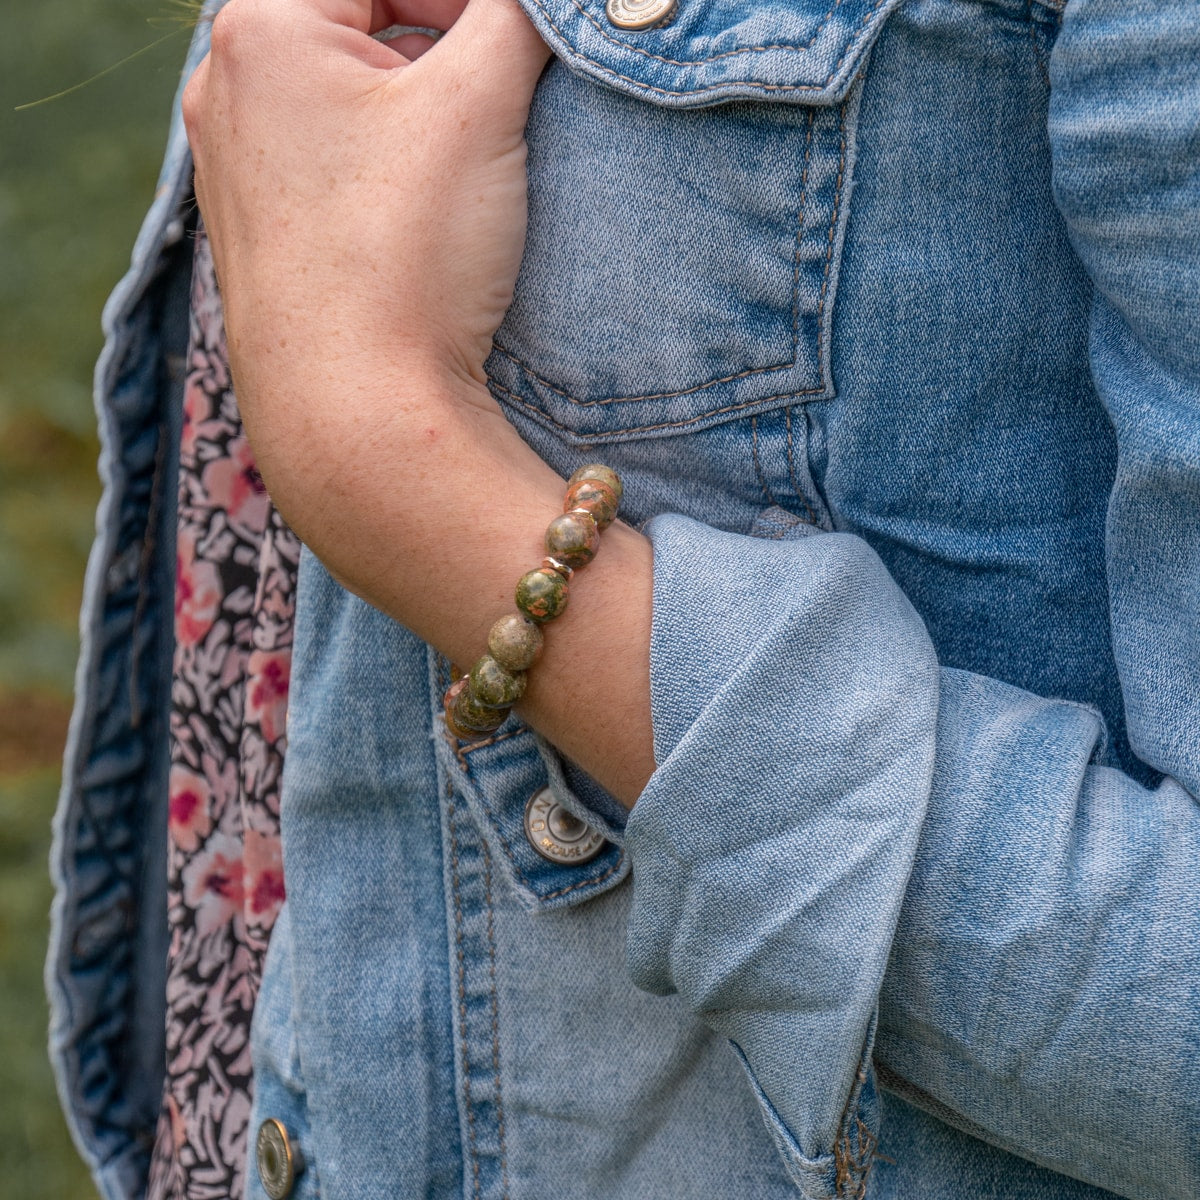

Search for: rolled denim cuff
xmin=625 ymin=513 xmax=939 ymax=1193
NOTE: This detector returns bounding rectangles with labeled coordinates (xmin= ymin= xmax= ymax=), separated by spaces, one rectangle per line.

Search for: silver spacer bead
xmin=566 ymin=507 xmax=601 ymax=532
xmin=542 ymin=556 xmax=575 ymax=581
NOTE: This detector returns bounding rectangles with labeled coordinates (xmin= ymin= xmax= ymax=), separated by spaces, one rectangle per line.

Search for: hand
xmin=184 ymin=0 xmax=551 ymax=399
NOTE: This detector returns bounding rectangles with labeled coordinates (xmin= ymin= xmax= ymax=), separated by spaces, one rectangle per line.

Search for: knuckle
xmin=207 ymin=0 xmax=262 ymax=58
xmin=181 ymin=69 xmax=206 ymax=136
xmin=206 ymin=4 xmax=239 ymax=55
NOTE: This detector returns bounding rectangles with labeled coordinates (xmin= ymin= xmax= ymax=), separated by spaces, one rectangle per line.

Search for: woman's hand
xmin=184 ymin=0 xmax=551 ymax=394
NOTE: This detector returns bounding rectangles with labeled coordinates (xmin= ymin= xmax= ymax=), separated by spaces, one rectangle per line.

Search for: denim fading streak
xmin=49 ymin=0 xmax=1200 ymax=1196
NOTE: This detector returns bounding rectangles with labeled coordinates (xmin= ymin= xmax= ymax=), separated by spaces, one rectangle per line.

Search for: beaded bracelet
xmin=442 ymin=464 xmax=622 ymax=741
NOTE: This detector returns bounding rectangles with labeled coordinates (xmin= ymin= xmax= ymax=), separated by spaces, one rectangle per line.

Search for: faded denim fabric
xmin=50 ymin=0 xmax=1200 ymax=1198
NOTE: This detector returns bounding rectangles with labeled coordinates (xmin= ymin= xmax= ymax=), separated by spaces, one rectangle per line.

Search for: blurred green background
xmin=1 ymin=1 xmax=189 ymax=1193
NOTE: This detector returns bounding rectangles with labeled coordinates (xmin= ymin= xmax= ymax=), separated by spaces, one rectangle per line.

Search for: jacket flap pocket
xmin=489 ymin=0 xmax=889 ymax=443
xmin=440 ymin=721 xmax=631 ymax=911
xmin=517 ymin=0 xmax=900 ymax=108
xmin=430 ymin=654 xmax=629 ymax=911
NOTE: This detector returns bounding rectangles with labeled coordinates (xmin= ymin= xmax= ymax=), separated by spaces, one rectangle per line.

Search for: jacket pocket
xmin=486 ymin=0 xmax=898 ymax=444
xmin=430 ymin=651 xmax=631 ymax=912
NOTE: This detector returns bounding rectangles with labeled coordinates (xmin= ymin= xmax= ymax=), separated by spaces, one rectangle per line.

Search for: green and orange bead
xmin=563 ymin=467 xmax=621 ymax=530
xmin=544 ymin=511 xmax=600 ymax=569
xmin=516 ymin=567 xmax=569 ymax=623
xmin=444 ymin=677 xmax=506 ymax=739
xmin=468 ymin=654 xmax=526 ymax=708
xmin=563 ymin=480 xmax=618 ymax=530
xmin=455 ymin=685 xmax=509 ymax=730
xmin=446 ymin=677 xmax=508 ymax=737
xmin=487 ymin=614 xmax=544 ymax=672
xmin=569 ymin=464 xmax=623 ymax=503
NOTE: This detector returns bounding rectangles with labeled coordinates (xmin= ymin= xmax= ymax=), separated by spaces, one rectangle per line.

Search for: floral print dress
xmin=147 ymin=226 xmax=300 ymax=1200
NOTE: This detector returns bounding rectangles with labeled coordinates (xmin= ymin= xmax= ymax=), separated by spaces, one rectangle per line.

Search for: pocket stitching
xmin=490 ymin=100 xmax=850 ymax=437
xmin=489 ymin=375 xmax=826 ymax=436
xmin=526 ymin=0 xmax=891 ymax=95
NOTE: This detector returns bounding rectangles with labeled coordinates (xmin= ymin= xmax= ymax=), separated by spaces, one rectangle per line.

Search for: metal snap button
xmin=606 ymin=0 xmax=677 ymax=31
xmin=524 ymin=787 xmax=606 ymax=865
xmin=256 ymin=1118 xmax=305 ymax=1199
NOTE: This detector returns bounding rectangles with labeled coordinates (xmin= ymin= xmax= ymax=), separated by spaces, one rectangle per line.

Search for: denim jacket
xmin=48 ymin=0 xmax=1200 ymax=1197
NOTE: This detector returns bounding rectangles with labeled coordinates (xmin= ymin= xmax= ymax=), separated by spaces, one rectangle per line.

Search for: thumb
xmin=433 ymin=0 xmax=552 ymax=111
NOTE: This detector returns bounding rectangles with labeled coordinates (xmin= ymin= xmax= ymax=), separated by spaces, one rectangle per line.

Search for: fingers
xmin=283 ymin=0 xmax=469 ymax=37
xmin=378 ymin=0 xmax=469 ymax=31
xmin=377 ymin=29 xmax=441 ymax=58
xmin=433 ymin=0 xmax=551 ymax=106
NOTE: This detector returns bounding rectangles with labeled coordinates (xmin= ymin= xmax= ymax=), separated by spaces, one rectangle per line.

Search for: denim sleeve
xmin=623 ymin=1 xmax=1200 ymax=1197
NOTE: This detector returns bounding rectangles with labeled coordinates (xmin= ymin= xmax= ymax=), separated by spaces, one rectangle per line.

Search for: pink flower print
xmin=180 ymin=377 xmax=210 ymax=460
xmin=175 ymin=532 xmax=222 ymax=647
xmin=182 ymin=832 xmax=246 ymax=937
xmin=168 ymin=766 xmax=214 ymax=853
xmin=243 ymin=829 xmax=285 ymax=927
xmin=200 ymin=435 xmax=270 ymax=535
xmin=245 ymin=649 xmax=290 ymax=745
xmin=165 ymin=1094 xmax=186 ymax=1153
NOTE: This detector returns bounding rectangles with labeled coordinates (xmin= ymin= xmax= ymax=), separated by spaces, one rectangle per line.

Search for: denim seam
xmin=785 ymin=407 xmax=819 ymax=524
xmin=127 ymin=419 xmax=167 ymax=730
xmin=1025 ymin=0 xmax=1051 ymax=88
xmin=456 ymin=725 xmax=527 ymax=770
xmin=480 ymin=846 xmax=511 ymax=1199
xmin=566 ymin=0 xmax=851 ymax=67
xmin=489 ymin=375 xmax=827 ymax=438
xmin=794 ymin=104 xmax=817 ymax=305
xmin=446 ymin=791 xmax=483 ymax=1200
xmin=490 ymin=342 xmax=818 ymax=407
xmin=833 ymin=1062 xmax=877 ymax=1199
xmin=819 ymin=103 xmax=849 ymax=323
xmin=751 ymin=415 xmax=781 ymax=507
xmin=524 ymin=0 xmax=891 ymax=94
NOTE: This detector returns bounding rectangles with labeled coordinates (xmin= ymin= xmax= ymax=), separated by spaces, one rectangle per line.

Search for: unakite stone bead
xmin=563 ymin=478 xmax=619 ymax=530
xmin=469 ymin=654 xmax=526 ymax=708
xmin=443 ymin=677 xmax=503 ymax=739
xmin=488 ymin=614 xmax=544 ymax=672
xmin=516 ymin=567 xmax=569 ymax=623
xmin=568 ymin=464 xmax=623 ymax=506
xmin=450 ymin=678 xmax=509 ymax=735
xmin=545 ymin=512 xmax=600 ymax=568
xmin=456 ymin=690 xmax=508 ymax=732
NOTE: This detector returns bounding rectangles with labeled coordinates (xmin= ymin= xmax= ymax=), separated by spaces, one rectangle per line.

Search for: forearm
xmin=244 ymin=361 xmax=654 ymax=806
xmin=185 ymin=0 xmax=654 ymax=802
